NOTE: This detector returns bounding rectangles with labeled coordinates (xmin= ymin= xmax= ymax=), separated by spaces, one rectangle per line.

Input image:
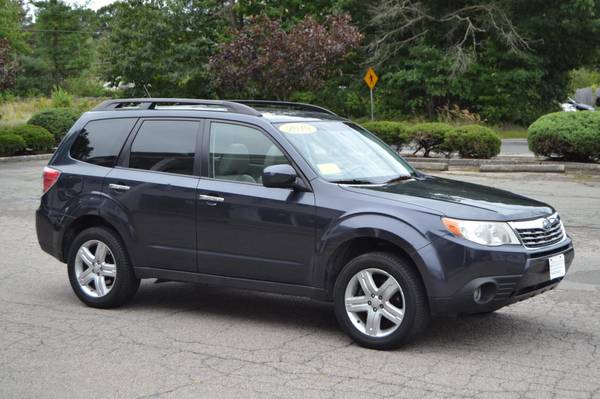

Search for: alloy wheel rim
xmin=344 ymin=268 xmax=405 ymax=338
xmin=74 ymin=240 xmax=117 ymax=298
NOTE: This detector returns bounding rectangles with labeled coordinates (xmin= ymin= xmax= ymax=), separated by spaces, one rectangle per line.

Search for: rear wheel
xmin=67 ymin=227 xmax=139 ymax=308
xmin=334 ymin=252 xmax=429 ymax=349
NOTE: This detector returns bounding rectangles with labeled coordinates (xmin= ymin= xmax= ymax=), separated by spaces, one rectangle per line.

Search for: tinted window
xmin=209 ymin=122 xmax=289 ymax=184
xmin=129 ymin=120 xmax=199 ymax=176
xmin=70 ymin=118 xmax=136 ymax=167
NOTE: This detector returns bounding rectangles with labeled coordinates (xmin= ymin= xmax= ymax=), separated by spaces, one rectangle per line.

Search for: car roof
xmin=92 ymin=98 xmax=346 ymax=123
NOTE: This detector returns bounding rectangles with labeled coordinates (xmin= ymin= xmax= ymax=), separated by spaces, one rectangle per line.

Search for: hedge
xmin=528 ymin=112 xmax=600 ymax=162
xmin=408 ymin=122 xmax=454 ymax=157
xmin=28 ymin=107 xmax=81 ymax=142
xmin=1 ymin=124 xmax=55 ymax=152
xmin=443 ymin=125 xmax=501 ymax=159
xmin=361 ymin=121 xmax=410 ymax=147
xmin=0 ymin=133 xmax=27 ymax=156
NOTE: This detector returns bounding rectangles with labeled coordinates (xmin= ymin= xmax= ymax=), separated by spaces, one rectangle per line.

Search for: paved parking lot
xmin=1 ymin=160 xmax=599 ymax=399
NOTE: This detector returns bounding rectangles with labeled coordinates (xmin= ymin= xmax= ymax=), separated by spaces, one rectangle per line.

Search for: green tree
xmin=369 ymin=0 xmax=600 ymax=125
xmin=0 ymin=0 xmax=28 ymax=91
xmin=20 ymin=0 xmax=96 ymax=92
xmin=0 ymin=38 xmax=19 ymax=91
xmin=37 ymin=0 xmax=96 ymax=83
xmin=223 ymin=0 xmax=370 ymax=29
xmin=377 ymin=45 xmax=470 ymax=118
xmin=0 ymin=0 xmax=28 ymax=52
xmin=98 ymin=0 xmax=225 ymax=97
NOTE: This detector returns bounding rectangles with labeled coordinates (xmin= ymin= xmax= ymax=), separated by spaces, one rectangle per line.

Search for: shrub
xmin=63 ymin=75 xmax=108 ymax=97
xmin=2 ymin=124 xmax=55 ymax=152
xmin=51 ymin=86 xmax=74 ymax=108
xmin=528 ymin=112 xmax=600 ymax=162
xmin=360 ymin=121 xmax=410 ymax=147
xmin=443 ymin=125 xmax=501 ymax=159
xmin=28 ymin=107 xmax=81 ymax=141
xmin=408 ymin=122 xmax=454 ymax=157
xmin=0 ymin=133 xmax=26 ymax=156
xmin=75 ymin=98 xmax=102 ymax=113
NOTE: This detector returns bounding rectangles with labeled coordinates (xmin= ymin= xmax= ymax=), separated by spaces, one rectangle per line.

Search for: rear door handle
xmin=109 ymin=183 xmax=130 ymax=191
xmin=199 ymin=194 xmax=224 ymax=203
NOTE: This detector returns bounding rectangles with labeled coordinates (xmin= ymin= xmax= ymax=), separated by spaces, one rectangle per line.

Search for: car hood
xmin=341 ymin=175 xmax=554 ymax=221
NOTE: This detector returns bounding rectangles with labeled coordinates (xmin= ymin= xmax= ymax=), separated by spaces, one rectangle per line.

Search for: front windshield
xmin=276 ymin=121 xmax=414 ymax=184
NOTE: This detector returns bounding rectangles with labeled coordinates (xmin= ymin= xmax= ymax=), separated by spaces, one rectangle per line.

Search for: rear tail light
xmin=43 ymin=166 xmax=61 ymax=193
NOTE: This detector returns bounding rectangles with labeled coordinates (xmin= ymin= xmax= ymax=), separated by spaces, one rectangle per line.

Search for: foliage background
xmin=0 ymin=0 xmax=599 ymax=126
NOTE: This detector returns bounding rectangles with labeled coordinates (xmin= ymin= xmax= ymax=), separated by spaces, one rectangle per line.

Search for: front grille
xmin=509 ymin=213 xmax=565 ymax=249
xmin=516 ymin=223 xmax=564 ymax=248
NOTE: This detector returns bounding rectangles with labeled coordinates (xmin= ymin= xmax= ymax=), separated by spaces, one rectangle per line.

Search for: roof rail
xmin=93 ymin=98 xmax=262 ymax=116
xmin=232 ymin=100 xmax=338 ymax=116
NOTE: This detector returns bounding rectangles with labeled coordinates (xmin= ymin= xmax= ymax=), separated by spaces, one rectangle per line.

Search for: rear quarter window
xmin=70 ymin=118 xmax=137 ymax=167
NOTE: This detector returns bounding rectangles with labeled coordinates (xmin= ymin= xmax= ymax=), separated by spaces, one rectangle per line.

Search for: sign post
xmin=363 ymin=67 xmax=379 ymax=120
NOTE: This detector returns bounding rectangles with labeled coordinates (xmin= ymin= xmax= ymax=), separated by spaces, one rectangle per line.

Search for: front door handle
xmin=199 ymin=194 xmax=224 ymax=203
xmin=109 ymin=183 xmax=130 ymax=191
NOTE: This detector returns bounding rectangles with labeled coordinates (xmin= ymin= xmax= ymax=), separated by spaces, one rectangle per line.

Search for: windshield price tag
xmin=317 ymin=163 xmax=341 ymax=175
xmin=278 ymin=123 xmax=317 ymax=134
xmin=548 ymin=254 xmax=566 ymax=280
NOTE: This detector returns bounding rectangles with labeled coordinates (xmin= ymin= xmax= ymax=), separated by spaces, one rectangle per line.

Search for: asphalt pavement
xmin=1 ymin=160 xmax=599 ymax=399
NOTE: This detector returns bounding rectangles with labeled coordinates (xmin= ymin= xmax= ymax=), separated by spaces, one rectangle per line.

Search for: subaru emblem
xmin=542 ymin=218 xmax=557 ymax=230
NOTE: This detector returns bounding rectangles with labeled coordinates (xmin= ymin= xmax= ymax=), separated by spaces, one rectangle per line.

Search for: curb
xmin=408 ymin=161 xmax=448 ymax=171
xmin=480 ymin=164 xmax=565 ymax=173
xmin=0 ymin=154 xmax=53 ymax=164
xmin=402 ymin=155 xmax=600 ymax=174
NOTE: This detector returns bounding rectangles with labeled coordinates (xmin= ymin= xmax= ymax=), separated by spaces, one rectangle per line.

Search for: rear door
xmin=104 ymin=118 xmax=202 ymax=272
xmin=196 ymin=121 xmax=316 ymax=285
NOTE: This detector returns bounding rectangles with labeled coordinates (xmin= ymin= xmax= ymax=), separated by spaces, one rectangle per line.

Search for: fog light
xmin=473 ymin=287 xmax=482 ymax=303
xmin=473 ymin=282 xmax=497 ymax=304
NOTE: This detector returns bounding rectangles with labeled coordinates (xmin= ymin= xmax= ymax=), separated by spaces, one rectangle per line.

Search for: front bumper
xmin=421 ymin=235 xmax=574 ymax=315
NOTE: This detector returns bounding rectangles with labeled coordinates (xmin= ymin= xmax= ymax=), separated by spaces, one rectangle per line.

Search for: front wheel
xmin=333 ymin=252 xmax=429 ymax=350
xmin=67 ymin=227 xmax=140 ymax=308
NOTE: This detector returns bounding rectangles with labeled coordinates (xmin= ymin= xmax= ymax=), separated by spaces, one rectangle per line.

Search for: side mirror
xmin=262 ymin=164 xmax=297 ymax=189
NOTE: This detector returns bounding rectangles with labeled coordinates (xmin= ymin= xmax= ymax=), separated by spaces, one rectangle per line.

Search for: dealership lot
xmin=1 ymin=160 xmax=599 ymax=399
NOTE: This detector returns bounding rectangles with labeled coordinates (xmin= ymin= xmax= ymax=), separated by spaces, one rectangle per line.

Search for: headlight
xmin=442 ymin=217 xmax=520 ymax=246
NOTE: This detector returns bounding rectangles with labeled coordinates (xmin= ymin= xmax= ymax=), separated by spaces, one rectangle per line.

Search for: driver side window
xmin=209 ymin=122 xmax=289 ymax=184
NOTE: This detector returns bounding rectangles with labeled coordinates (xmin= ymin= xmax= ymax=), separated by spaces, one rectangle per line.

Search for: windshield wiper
xmin=384 ymin=175 xmax=413 ymax=184
xmin=331 ymin=179 xmax=374 ymax=185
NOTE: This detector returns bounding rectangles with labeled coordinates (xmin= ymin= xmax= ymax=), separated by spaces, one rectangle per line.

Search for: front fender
xmin=313 ymin=212 xmax=435 ymax=294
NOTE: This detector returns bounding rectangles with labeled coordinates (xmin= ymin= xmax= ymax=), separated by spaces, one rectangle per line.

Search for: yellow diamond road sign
xmin=364 ymin=67 xmax=378 ymax=90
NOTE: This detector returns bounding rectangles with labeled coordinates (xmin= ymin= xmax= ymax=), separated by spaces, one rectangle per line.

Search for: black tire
xmin=67 ymin=226 xmax=140 ymax=308
xmin=333 ymin=252 xmax=429 ymax=350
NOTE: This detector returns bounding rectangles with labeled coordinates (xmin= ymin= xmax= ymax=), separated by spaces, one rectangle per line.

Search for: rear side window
xmin=70 ymin=118 xmax=136 ymax=167
xmin=128 ymin=120 xmax=199 ymax=176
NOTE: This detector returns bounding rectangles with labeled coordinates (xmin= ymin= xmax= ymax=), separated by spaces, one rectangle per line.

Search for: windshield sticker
xmin=278 ymin=123 xmax=317 ymax=134
xmin=317 ymin=163 xmax=341 ymax=175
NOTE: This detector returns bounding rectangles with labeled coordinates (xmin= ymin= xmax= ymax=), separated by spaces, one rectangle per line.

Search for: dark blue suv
xmin=36 ymin=99 xmax=574 ymax=349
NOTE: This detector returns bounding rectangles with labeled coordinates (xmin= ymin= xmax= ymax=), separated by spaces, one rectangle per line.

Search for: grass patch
xmin=0 ymin=97 xmax=103 ymax=127
xmin=0 ymin=98 xmax=53 ymax=126
xmin=495 ymin=127 xmax=528 ymax=139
